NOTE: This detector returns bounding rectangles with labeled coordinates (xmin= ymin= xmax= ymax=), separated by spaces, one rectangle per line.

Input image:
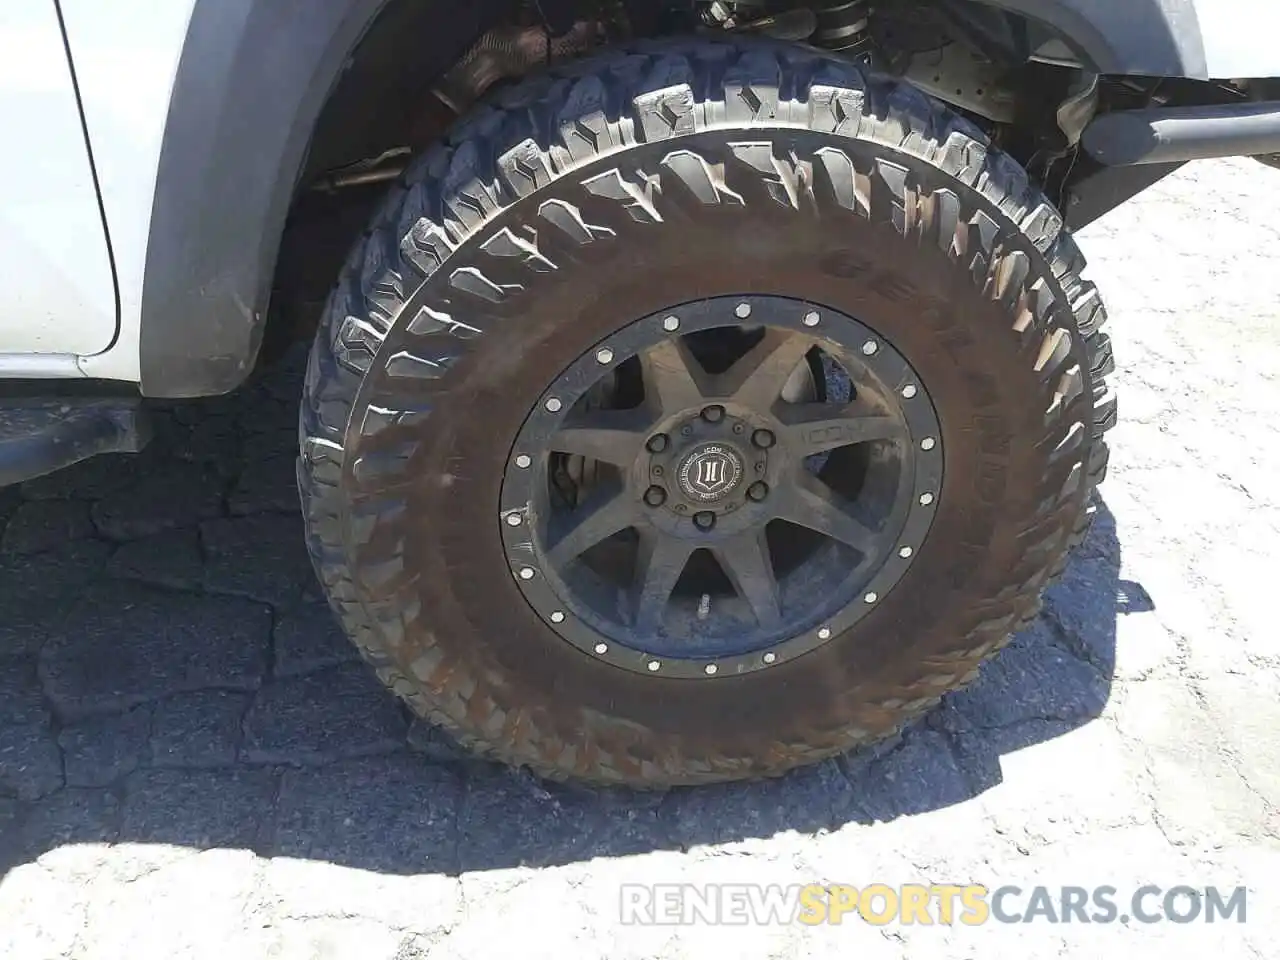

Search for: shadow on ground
xmin=0 ymin=198 xmax=1144 ymax=875
xmin=0 ymin=358 xmax=1140 ymax=878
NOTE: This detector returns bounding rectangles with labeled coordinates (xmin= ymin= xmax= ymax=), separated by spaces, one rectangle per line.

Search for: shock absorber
xmin=812 ymin=0 xmax=871 ymax=54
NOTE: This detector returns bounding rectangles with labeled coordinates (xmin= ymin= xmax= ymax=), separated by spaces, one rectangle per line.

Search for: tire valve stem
xmin=697 ymin=593 xmax=711 ymax=620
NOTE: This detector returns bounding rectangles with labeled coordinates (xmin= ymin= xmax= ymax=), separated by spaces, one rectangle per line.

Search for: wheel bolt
xmin=644 ymin=485 xmax=667 ymax=507
xmin=751 ymin=429 xmax=775 ymax=449
xmin=701 ymin=405 xmax=725 ymax=424
xmin=693 ymin=511 xmax=716 ymax=530
xmin=646 ymin=433 xmax=669 ymax=453
xmin=747 ymin=481 xmax=769 ymax=502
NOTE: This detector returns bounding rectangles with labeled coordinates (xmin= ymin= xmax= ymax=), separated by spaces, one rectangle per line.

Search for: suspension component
xmin=813 ymin=0 xmax=870 ymax=53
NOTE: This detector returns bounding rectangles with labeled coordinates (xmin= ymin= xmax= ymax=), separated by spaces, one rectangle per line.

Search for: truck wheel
xmin=298 ymin=38 xmax=1114 ymax=786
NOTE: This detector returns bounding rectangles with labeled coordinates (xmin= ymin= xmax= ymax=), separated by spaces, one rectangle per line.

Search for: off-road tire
xmin=298 ymin=37 xmax=1115 ymax=786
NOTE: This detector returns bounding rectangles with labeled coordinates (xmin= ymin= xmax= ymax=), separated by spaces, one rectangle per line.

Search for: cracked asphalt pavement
xmin=2 ymin=158 xmax=1279 ymax=958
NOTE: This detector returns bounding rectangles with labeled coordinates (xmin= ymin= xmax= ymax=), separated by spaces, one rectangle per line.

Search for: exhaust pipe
xmin=1082 ymin=100 xmax=1280 ymax=166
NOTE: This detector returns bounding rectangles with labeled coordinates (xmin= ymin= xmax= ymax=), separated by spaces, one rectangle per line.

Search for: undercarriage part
xmin=433 ymin=20 xmax=603 ymax=113
xmin=812 ymin=0 xmax=869 ymax=52
xmin=1061 ymin=158 xmax=1184 ymax=229
xmin=0 ymin=398 xmax=150 ymax=487
xmin=899 ymin=41 xmax=1017 ymax=122
xmin=1056 ymin=72 xmax=1099 ymax=147
xmin=727 ymin=7 xmax=818 ymax=43
xmin=310 ymin=147 xmax=411 ymax=192
xmin=1083 ymin=100 xmax=1280 ymax=166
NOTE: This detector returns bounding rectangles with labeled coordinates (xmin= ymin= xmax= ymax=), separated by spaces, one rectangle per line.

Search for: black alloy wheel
xmin=502 ymin=295 xmax=943 ymax=678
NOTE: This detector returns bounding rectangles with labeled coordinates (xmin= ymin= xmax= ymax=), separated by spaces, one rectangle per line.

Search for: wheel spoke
xmin=777 ymin=402 xmax=906 ymax=456
xmin=631 ymin=532 xmax=693 ymax=633
xmin=549 ymin=409 xmax=650 ymax=466
xmin=711 ymin=530 xmax=782 ymax=628
xmin=546 ymin=489 xmax=635 ymax=568
xmin=718 ymin=329 xmax=815 ymax=411
xmin=773 ymin=475 xmax=879 ymax=554
xmin=640 ymin=339 xmax=710 ymax=414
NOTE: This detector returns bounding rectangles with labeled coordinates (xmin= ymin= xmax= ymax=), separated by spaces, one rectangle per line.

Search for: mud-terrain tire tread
xmin=297 ymin=37 xmax=1115 ymax=785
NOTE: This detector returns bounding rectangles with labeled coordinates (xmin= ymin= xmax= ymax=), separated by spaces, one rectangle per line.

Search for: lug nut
xmin=646 ymin=433 xmax=669 ymax=453
xmin=751 ymin=429 xmax=775 ymax=449
xmin=747 ymin=481 xmax=769 ymax=502
xmin=701 ymin=405 xmax=725 ymax=424
xmin=693 ymin=511 xmax=716 ymax=530
xmin=644 ymin=485 xmax=667 ymax=507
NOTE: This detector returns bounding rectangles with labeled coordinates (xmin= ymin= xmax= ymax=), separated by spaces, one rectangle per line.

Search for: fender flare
xmin=138 ymin=0 xmax=496 ymax=397
xmin=982 ymin=0 xmax=1206 ymax=77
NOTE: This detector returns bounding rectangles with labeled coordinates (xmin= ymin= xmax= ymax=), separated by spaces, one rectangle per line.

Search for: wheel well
xmin=143 ymin=0 xmax=1215 ymax=395
xmin=255 ymin=0 xmax=1208 ymax=367
xmin=259 ymin=0 xmax=511 ymax=368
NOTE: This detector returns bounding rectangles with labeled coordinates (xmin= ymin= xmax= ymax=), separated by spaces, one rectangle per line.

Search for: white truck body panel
xmin=58 ymin=0 xmax=197 ymax=382
xmin=1197 ymin=1 xmax=1280 ymax=80
xmin=3 ymin=0 xmax=1280 ymax=384
xmin=0 ymin=1 xmax=116 ymax=358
